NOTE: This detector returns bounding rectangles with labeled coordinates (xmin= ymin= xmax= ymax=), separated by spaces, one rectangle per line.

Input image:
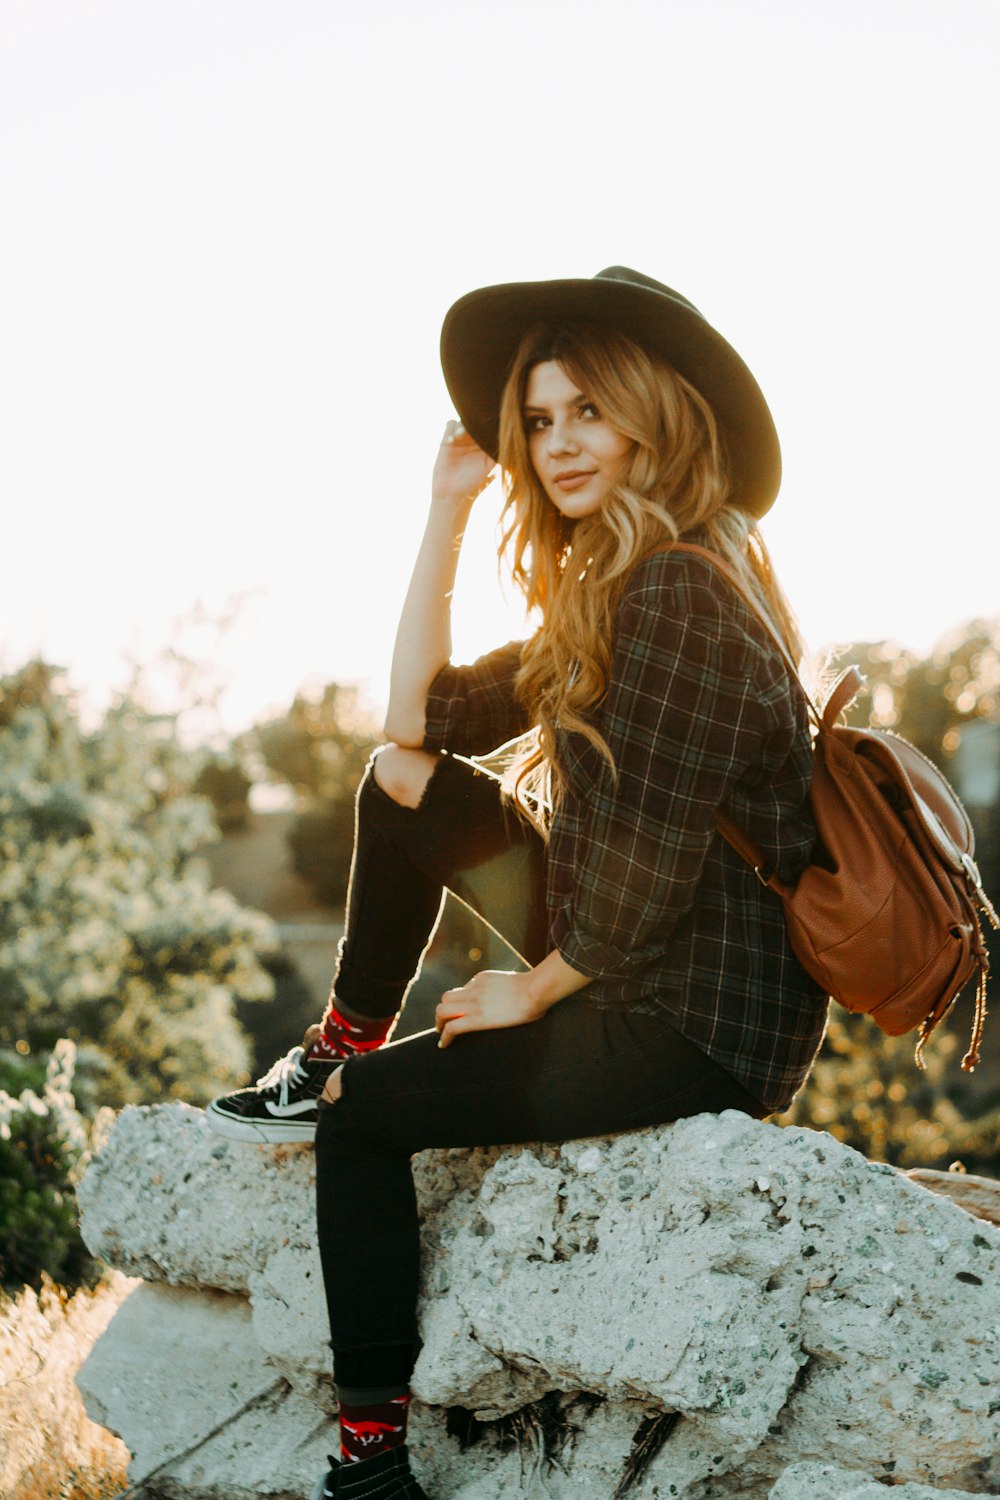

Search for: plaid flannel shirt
xmin=423 ymin=547 xmax=829 ymax=1112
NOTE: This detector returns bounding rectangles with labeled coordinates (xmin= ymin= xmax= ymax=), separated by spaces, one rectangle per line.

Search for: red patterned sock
xmin=307 ymin=1000 xmax=394 ymax=1062
xmin=339 ymin=1393 xmax=410 ymax=1464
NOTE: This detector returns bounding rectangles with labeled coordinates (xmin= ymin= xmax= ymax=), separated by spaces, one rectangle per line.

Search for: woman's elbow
xmin=382 ymin=710 xmax=426 ymax=749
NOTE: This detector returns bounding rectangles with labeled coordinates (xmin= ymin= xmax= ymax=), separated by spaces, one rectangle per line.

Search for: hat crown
xmin=595 ymin=266 xmax=703 ymax=320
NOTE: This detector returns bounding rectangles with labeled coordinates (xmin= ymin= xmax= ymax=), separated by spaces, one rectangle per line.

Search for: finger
xmin=435 ymin=996 xmax=467 ymax=1033
xmin=437 ymin=1013 xmax=473 ymax=1049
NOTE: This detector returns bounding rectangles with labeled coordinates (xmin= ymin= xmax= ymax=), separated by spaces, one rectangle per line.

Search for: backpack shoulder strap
xmin=640 ymin=541 xmax=826 ymax=886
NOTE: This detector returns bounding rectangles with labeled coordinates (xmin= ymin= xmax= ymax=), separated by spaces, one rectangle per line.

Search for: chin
xmin=554 ymin=500 xmax=605 ymax=520
xmin=548 ymin=489 xmax=607 ymax=520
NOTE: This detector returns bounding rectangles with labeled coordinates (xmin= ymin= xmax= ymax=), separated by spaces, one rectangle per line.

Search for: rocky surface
xmin=906 ymin=1166 xmax=1000 ymax=1228
xmin=768 ymin=1462 xmax=987 ymax=1500
xmin=77 ymin=1103 xmax=1000 ymax=1498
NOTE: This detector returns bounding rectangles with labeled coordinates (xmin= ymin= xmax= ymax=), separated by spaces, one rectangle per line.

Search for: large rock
xmin=77 ymin=1104 xmax=1000 ymax=1499
xmin=767 ymin=1462 xmax=987 ymax=1500
xmin=906 ymin=1167 xmax=1000 ymax=1228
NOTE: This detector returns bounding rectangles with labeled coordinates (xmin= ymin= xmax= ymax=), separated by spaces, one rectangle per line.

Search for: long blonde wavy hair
xmin=496 ymin=322 xmax=804 ymax=820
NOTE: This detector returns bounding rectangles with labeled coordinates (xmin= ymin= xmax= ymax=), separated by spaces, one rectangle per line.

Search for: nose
xmin=546 ymin=416 xmax=579 ymax=456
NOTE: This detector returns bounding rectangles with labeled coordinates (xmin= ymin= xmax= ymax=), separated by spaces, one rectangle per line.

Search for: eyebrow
xmin=522 ymin=394 xmax=591 ymax=414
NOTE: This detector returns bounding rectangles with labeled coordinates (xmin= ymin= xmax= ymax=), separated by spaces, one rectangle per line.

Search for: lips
xmin=553 ymin=470 xmax=596 ymax=491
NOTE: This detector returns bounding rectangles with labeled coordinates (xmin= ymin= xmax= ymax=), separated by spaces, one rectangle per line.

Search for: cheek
xmin=527 ymin=436 xmax=547 ymax=479
xmin=593 ymin=429 xmax=632 ymax=467
xmin=602 ymin=438 xmax=632 ymax=476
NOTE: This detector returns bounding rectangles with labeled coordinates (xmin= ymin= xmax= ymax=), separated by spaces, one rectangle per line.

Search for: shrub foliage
xmin=0 ymin=661 xmax=276 ymax=1108
xmin=0 ymin=1042 xmax=101 ymax=1292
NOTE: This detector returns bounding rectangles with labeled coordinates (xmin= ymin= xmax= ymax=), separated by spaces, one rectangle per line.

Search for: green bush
xmin=0 ymin=660 xmax=278 ymax=1109
xmin=0 ymin=1041 xmax=100 ymax=1293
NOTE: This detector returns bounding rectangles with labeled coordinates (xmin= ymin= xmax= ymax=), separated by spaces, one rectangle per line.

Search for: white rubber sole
xmin=204 ymin=1103 xmax=318 ymax=1145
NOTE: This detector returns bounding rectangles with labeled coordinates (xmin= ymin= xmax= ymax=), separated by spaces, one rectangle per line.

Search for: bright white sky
xmin=2 ymin=0 xmax=998 ymax=739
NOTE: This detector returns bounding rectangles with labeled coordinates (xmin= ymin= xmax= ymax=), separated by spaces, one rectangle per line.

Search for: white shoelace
xmin=256 ymin=1044 xmax=310 ymax=1106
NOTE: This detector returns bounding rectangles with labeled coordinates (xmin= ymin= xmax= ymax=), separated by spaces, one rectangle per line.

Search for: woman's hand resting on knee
xmin=435 ymin=951 xmax=592 ymax=1047
xmin=436 ymin=971 xmax=545 ymax=1048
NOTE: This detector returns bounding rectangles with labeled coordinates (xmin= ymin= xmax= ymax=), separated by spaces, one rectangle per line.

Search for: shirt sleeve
xmin=552 ymin=568 xmax=772 ymax=979
xmin=422 ymin=641 xmax=531 ymax=757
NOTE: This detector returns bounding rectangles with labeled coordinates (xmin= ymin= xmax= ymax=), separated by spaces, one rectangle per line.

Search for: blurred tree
xmin=0 ymin=661 xmax=276 ymax=1109
xmin=193 ymin=753 xmax=253 ymax=831
xmin=252 ymin=683 xmax=380 ymax=907
xmin=286 ymin=805 xmax=358 ymax=907
xmin=827 ymin=617 xmax=1000 ymax=760
xmin=780 ymin=1011 xmax=1000 ymax=1175
xmin=254 ymin=682 xmax=378 ymax=801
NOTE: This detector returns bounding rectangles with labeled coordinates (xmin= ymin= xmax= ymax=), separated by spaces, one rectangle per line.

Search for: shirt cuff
xmin=556 ymin=902 xmax=680 ymax=981
xmin=422 ymin=662 xmax=470 ymax=755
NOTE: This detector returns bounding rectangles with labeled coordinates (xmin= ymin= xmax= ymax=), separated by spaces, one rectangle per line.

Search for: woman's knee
xmin=321 ymin=1064 xmax=345 ymax=1105
xmin=372 ymin=744 xmax=441 ymax=809
xmin=315 ymin=1069 xmax=390 ymax=1162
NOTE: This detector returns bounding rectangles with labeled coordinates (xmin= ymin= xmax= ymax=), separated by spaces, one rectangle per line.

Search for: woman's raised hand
xmin=431 ymin=420 xmax=496 ymax=506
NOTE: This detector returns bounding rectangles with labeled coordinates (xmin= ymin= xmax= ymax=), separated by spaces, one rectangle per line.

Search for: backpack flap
xmin=854 ymin=728 xmax=999 ymax=928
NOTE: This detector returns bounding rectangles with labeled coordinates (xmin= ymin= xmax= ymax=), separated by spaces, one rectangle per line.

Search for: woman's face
xmin=523 ymin=361 xmax=631 ymax=519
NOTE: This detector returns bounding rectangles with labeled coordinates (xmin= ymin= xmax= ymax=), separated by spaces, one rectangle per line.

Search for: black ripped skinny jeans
xmin=315 ymin=751 xmax=764 ymax=1392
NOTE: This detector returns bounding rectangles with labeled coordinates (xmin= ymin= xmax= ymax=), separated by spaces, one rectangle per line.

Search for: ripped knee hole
xmin=322 ymin=1065 xmax=345 ymax=1105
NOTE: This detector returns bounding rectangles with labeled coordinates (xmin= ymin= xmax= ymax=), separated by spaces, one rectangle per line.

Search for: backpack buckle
xmin=963 ymin=853 xmax=1000 ymax=929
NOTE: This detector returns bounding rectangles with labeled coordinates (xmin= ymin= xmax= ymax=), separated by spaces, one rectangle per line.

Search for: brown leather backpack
xmin=666 ymin=542 xmax=999 ymax=1070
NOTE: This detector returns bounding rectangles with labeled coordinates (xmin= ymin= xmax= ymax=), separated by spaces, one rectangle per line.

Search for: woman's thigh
xmin=326 ymin=998 xmax=764 ymax=1156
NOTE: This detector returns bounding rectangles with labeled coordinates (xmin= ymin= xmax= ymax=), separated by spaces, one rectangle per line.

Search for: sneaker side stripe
xmin=265 ymin=1098 xmax=323 ymax=1118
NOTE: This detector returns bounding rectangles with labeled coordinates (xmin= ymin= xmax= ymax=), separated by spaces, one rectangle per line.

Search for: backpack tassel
xmin=959 ymin=859 xmax=999 ymax=1072
xmin=959 ymin=956 xmax=989 ymax=1071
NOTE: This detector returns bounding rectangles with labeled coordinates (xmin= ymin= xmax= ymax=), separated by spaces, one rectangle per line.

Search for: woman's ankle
xmin=307 ymin=1002 xmax=395 ymax=1062
xmin=337 ymin=1390 xmax=410 ymax=1464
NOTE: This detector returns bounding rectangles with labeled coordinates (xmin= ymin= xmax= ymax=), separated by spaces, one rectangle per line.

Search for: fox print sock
xmin=308 ymin=999 xmax=394 ymax=1062
xmin=338 ymin=1392 xmax=410 ymax=1464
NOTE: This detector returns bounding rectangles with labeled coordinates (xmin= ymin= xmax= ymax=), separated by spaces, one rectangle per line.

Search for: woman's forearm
xmin=384 ymin=496 xmax=474 ymax=746
xmin=384 ymin=421 xmax=495 ymax=747
xmin=523 ymin=947 xmax=593 ymax=1010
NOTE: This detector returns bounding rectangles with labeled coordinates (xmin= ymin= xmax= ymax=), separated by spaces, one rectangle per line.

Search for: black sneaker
xmin=205 ymin=1035 xmax=338 ymax=1144
xmin=311 ymin=1446 xmax=429 ymax=1499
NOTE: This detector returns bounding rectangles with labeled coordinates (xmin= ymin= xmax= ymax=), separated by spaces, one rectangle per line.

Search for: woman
xmin=208 ymin=266 xmax=829 ymax=1500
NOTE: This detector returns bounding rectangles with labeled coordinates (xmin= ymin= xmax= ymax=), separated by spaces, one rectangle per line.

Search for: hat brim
xmin=440 ymin=275 xmax=780 ymax=519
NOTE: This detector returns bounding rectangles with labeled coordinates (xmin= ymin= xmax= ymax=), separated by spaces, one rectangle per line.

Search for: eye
xmin=524 ymin=413 xmax=550 ymax=432
xmin=579 ymin=401 xmax=600 ymax=420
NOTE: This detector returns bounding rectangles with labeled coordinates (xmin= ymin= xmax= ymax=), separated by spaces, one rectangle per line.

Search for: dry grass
xmin=11 ymin=1433 xmax=129 ymax=1500
xmin=1 ymin=1274 xmax=133 ymax=1500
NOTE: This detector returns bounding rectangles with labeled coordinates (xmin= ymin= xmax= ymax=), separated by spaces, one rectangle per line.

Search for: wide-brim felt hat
xmin=440 ymin=265 xmax=781 ymax=519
